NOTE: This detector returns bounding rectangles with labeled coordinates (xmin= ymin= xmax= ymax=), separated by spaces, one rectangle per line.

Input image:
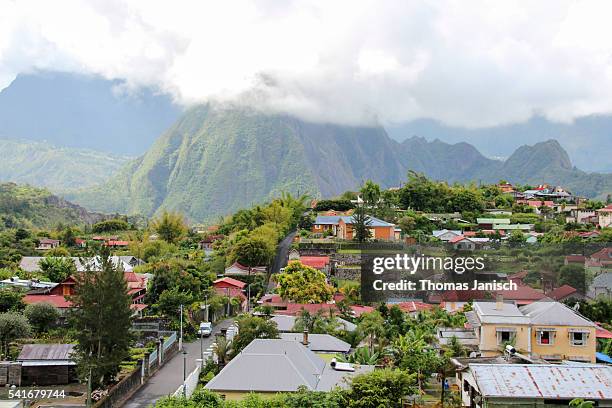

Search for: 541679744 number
xmin=8 ymin=389 xmax=66 ymax=399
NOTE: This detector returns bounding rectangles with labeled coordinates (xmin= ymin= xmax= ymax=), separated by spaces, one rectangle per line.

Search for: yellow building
xmin=468 ymin=299 xmax=597 ymax=363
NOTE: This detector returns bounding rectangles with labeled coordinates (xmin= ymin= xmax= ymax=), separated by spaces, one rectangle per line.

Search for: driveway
xmin=122 ymin=320 xmax=232 ymax=407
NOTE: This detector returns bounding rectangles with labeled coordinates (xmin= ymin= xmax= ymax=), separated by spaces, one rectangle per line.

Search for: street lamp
xmin=182 ymin=349 xmax=188 ymax=398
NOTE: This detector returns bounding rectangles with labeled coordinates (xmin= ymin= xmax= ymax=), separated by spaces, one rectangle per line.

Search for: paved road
xmin=267 ymin=230 xmax=297 ymax=289
xmin=123 ymin=320 xmax=232 ymax=408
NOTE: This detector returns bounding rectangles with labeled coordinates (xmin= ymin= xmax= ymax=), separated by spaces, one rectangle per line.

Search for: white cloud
xmin=2 ymin=0 xmax=612 ymax=127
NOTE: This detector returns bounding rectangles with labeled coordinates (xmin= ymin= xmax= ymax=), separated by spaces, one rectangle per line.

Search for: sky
xmin=2 ymin=0 xmax=612 ymax=127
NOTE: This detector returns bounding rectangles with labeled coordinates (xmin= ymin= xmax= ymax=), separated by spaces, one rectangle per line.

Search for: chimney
xmin=496 ymin=294 xmax=504 ymax=310
xmin=302 ymin=330 xmax=309 ymax=346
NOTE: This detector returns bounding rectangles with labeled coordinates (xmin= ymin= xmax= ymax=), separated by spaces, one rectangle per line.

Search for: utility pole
xmin=179 ymin=304 xmax=183 ymax=351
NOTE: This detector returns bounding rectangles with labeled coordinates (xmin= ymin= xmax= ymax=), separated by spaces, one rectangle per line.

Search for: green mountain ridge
xmin=66 ymin=106 xmax=612 ymax=222
xmin=0 ymin=139 xmax=130 ymax=192
xmin=0 ymin=182 xmax=111 ymax=229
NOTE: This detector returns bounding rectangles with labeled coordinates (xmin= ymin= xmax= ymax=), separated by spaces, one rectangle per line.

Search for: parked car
xmin=198 ymin=322 xmax=213 ymax=337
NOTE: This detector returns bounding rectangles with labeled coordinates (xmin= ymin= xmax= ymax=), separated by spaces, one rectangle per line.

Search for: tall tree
xmin=352 ymin=205 xmax=372 ymax=243
xmin=0 ymin=312 xmax=31 ymax=358
xmin=357 ymin=311 xmax=385 ymax=353
xmin=70 ymin=246 xmax=133 ymax=401
xmin=360 ymin=180 xmax=381 ymax=208
xmin=151 ymin=211 xmax=187 ymax=243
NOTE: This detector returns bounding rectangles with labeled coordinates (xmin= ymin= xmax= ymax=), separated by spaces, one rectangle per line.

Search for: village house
xmin=515 ymin=199 xmax=554 ymax=214
xmin=466 ymin=299 xmax=597 ymax=362
xmin=432 ymin=229 xmax=462 ymax=242
xmin=545 ymin=284 xmax=585 ymax=302
xmin=103 ymin=239 xmax=130 ymax=248
xmin=476 ymin=218 xmax=510 ymax=230
xmin=213 ymin=277 xmax=247 ymax=312
xmin=565 ymin=208 xmax=597 ymax=224
xmin=16 ymin=344 xmax=77 ymax=386
xmin=298 ymin=256 xmax=330 ymax=273
xmin=586 ymin=247 xmax=612 ymax=275
xmin=457 ymin=363 xmax=612 ymax=408
xmin=224 ymin=261 xmax=266 ymax=276
xmin=198 ymin=234 xmax=225 ymax=250
xmin=598 ymin=204 xmax=612 ymax=228
xmin=449 ymin=236 xmax=490 ymax=251
xmin=588 ymin=272 xmax=612 ymax=299
xmin=205 ymin=339 xmax=373 ymax=400
xmin=23 ymin=272 xmax=149 ymax=316
xmin=311 ymin=215 xmax=396 ymax=240
xmin=497 ymin=182 xmax=515 ymax=193
xmin=35 ymin=238 xmax=60 ymax=250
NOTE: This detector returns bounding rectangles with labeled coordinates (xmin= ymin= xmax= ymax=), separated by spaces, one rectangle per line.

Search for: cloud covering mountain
xmin=3 ymin=1 xmax=612 ymax=128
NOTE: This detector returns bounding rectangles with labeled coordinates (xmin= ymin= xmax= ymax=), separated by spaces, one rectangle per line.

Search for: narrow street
xmin=267 ymin=229 xmax=296 ymax=289
xmin=122 ymin=320 xmax=232 ymax=408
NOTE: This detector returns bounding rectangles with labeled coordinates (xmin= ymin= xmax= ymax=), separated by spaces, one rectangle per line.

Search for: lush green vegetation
xmin=0 ymin=139 xmax=128 ymax=192
xmin=0 ymin=183 xmax=109 ymax=230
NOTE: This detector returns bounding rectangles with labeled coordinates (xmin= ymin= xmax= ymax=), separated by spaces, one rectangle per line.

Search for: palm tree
xmin=357 ymin=311 xmax=385 ymax=352
xmin=213 ymin=337 xmax=232 ymax=369
xmin=336 ymin=347 xmax=380 ymax=365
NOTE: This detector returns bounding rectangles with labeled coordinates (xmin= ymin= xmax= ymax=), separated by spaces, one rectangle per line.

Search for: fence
xmin=148 ymin=349 xmax=158 ymax=369
xmin=92 ymin=331 xmax=177 ymax=408
xmin=173 ymin=365 xmax=202 ymax=399
xmin=163 ymin=332 xmax=177 ymax=353
xmin=92 ymin=362 xmax=143 ymax=408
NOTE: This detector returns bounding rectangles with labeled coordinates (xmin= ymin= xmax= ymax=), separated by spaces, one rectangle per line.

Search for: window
xmin=536 ymin=329 xmax=555 ymax=345
xmin=570 ymin=331 xmax=587 ymax=346
xmin=496 ymin=329 xmax=516 ymax=345
xmin=463 ymin=380 xmax=470 ymax=392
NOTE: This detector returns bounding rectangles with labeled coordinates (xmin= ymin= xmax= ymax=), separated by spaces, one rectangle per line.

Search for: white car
xmin=198 ymin=322 xmax=213 ymax=337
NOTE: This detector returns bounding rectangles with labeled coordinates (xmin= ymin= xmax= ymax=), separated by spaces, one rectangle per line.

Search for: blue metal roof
xmin=314 ymin=215 xmax=394 ymax=227
xmin=596 ymin=352 xmax=612 ymax=364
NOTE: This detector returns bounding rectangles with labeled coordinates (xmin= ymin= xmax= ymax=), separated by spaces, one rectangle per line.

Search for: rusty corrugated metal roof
xmin=17 ymin=344 xmax=75 ymax=361
xmin=471 ymin=364 xmax=612 ymax=400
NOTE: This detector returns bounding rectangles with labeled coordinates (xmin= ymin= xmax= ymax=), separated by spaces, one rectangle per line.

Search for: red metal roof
xmin=546 ymin=284 xmax=577 ymax=300
xmin=214 ymin=277 xmax=247 ymax=289
xmin=495 ymin=284 xmax=546 ymax=304
xmin=23 ymin=295 xmax=73 ymax=308
xmin=105 ymin=240 xmax=129 ymax=246
xmin=449 ymin=235 xmax=466 ymax=244
xmin=596 ymin=324 xmax=612 ymax=339
xmin=565 ymin=255 xmax=586 ymax=263
xmin=130 ymin=303 xmax=148 ymax=312
xmin=298 ymin=256 xmax=330 ymax=269
xmin=393 ymin=301 xmax=433 ymax=313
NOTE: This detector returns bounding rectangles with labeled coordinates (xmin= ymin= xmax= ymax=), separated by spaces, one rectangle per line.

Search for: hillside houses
xmin=22 ymin=271 xmax=149 ymax=316
xmin=311 ymin=215 xmax=397 ymax=240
